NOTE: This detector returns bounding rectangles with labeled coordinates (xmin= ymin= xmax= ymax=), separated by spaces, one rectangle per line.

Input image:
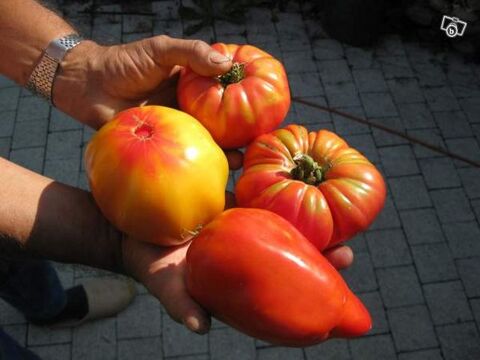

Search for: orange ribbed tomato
xmin=236 ymin=125 xmax=386 ymax=251
xmin=186 ymin=208 xmax=372 ymax=346
xmin=84 ymin=106 xmax=229 ymax=246
xmin=177 ymin=43 xmax=291 ymax=149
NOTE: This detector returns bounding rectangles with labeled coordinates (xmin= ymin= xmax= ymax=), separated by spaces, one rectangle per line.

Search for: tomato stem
xmin=218 ymin=62 xmax=245 ymax=87
xmin=291 ymin=154 xmax=323 ymax=185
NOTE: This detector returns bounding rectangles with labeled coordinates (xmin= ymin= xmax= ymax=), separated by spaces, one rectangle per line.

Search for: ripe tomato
xmin=236 ymin=125 xmax=386 ymax=250
xmin=84 ymin=106 xmax=229 ymax=246
xmin=177 ymin=43 xmax=291 ymax=149
xmin=186 ymin=208 xmax=372 ymax=346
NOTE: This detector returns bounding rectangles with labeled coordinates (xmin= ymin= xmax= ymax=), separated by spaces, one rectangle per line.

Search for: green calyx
xmin=218 ymin=63 xmax=245 ymax=87
xmin=290 ymin=154 xmax=324 ymax=186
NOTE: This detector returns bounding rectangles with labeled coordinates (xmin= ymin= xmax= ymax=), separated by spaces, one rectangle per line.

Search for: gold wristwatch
xmin=26 ymin=33 xmax=83 ymax=104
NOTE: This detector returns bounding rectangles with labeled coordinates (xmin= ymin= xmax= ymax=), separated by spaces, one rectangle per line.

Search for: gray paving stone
xmin=166 ymin=355 xmax=208 ymax=360
xmin=28 ymin=324 xmax=72 ymax=346
xmin=456 ymin=257 xmax=480 ymax=297
xmin=118 ymin=337 xmax=163 ymax=360
xmin=377 ymin=266 xmax=423 ymax=308
xmin=398 ymin=103 xmax=436 ymax=130
xmin=123 ymin=14 xmax=153 ymax=34
xmin=43 ymin=158 xmax=80 ymax=186
xmin=209 ymin=327 xmax=255 ymax=360
xmin=459 ymin=97 xmax=480 ymax=124
xmin=352 ymin=69 xmax=388 ymax=93
xmin=471 ymin=298 xmax=480 ymax=327
xmin=349 ymin=334 xmax=397 ymax=360
xmin=153 ymin=19 xmax=183 ymax=38
xmin=423 ymin=280 xmax=472 ymax=325
xmin=288 ymin=72 xmax=324 ymax=98
xmin=283 ymin=50 xmax=317 ymax=74
xmin=293 ymin=96 xmax=331 ymax=124
xmin=457 ymin=167 xmax=480 ymax=199
xmin=72 ymin=318 xmax=116 ymax=360
xmin=473 ymin=199 xmax=480 ymax=223
xmin=9 ymin=147 xmax=45 ymax=173
xmin=389 ymin=175 xmax=431 ymax=210
xmin=372 ymin=117 xmax=408 ymax=147
xmin=361 ymin=93 xmax=398 ymax=118
xmin=30 ymin=344 xmax=71 ymax=360
xmin=312 ymin=39 xmax=344 ymax=60
xmin=366 ymin=229 xmax=412 ymax=268
xmin=414 ymin=63 xmax=447 ymax=87
xmin=387 ymin=78 xmax=424 ymax=104
xmin=419 ymin=157 xmax=461 ymax=189
xmin=317 ymin=59 xmax=352 ymax=85
xmin=358 ymin=291 xmax=389 ymax=335
xmin=16 ymin=96 xmax=50 ymax=122
xmin=411 ymin=242 xmax=457 ymax=283
xmin=342 ymin=133 xmax=379 ymax=163
xmin=162 ymin=314 xmax=208 ymax=357
xmin=82 ymin=126 xmax=96 ymax=144
xmin=443 ymin=221 xmax=480 ymax=259
xmin=257 ymin=347 xmax=304 ymax=360
xmin=434 ymin=111 xmax=473 ymax=139
xmin=276 ymin=14 xmax=310 ymax=52
xmin=397 ymin=349 xmax=442 ymax=360
xmin=0 ymin=111 xmax=15 ymax=137
xmin=400 ymin=208 xmax=445 ymax=245
xmin=370 ymin=196 xmax=402 ymax=231
xmin=324 ymin=82 xmax=361 ymax=108
xmin=0 ymin=299 xmax=26 ymax=325
xmin=123 ymin=31 xmax=155 ymax=43
xmin=0 ymin=87 xmax=20 ymax=111
xmin=117 ymin=294 xmax=161 ymax=339
xmin=331 ymin=106 xmax=370 ymax=135
xmin=305 ymin=338 xmax=351 ymax=360
xmin=349 ymin=233 xmax=368 ymax=254
xmin=430 ymin=188 xmax=475 ymax=223
xmin=152 ymin=0 xmax=179 ymax=20
xmin=388 ymin=305 xmax=438 ymax=352
xmin=3 ymin=324 xmax=27 ymax=346
xmin=424 ymin=86 xmax=460 ymax=112
xmin=445 ymin=137 xmax=480 ymax=168
xmin=46 ymin=130 xmax=82 ymax=160
xmin=380 ymin=56 xmax=414 ymax=79
xmin=12 ymin=119 xmax=48 ymax=149
xmin=92 ymin=22 xmax=122 ymax=44
xmin=213 ymin=20 xmax=245 ymax=36
xmin=376 ymin=35 xmax=406 ymax=57
xmin=341 ymin=252 xmax=377 ymax=293
xmin=407 ymin=128 xmax=446 ymax=159
xmin=49 ymin=109 xmax=82 ymax=132
xmin=437 ymin=322 xmax=480 ymax=360
xmin=0 ymin=137 xmax=10 ymax=158
xmin=379 ymin=145 xmax=419 ymax=177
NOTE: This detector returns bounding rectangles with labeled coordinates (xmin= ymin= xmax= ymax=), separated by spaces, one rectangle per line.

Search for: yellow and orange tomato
xmin=84 ymin=106 xmax=229 ymax=246
xmin=177 ymin=43 xmax=291 ymax=149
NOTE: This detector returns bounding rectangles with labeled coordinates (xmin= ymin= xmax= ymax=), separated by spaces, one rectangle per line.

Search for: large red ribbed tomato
xmin=177 ymin=43 xmax=290 ymax=149
xmin=186 ymin=208 xmax=371 ymax=346
xmin=236 ymin=125 xmax=386 ymax=251
xmin=84 ymin=106 xmax=229 ymax=246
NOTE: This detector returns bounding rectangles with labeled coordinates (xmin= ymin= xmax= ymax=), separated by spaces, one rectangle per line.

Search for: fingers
xmin=147 ymin=36 xmax=232 ymax=76
xmin=323 ymin=245 xmax=354 ymax=270
xmin=225 ymin=150 xmax=243 ymax=170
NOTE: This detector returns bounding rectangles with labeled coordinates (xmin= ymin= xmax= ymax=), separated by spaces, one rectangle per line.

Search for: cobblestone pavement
xmin=1 ymin=1 xmax=480 ymax=359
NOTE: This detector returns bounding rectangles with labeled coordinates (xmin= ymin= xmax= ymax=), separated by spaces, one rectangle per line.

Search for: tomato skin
xmin=186 ymin=208 xmax=371 ymax=346
xmin=84 ymin=106 xmax=229 ymax=246
xmin=177 ymin=43 xmax=291 ymax=149
xmin=235 ymin=125 xmax=386 ymax=250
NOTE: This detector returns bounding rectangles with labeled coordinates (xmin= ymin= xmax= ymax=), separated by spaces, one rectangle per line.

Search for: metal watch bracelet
xmin=26 ymin=33 xmax=83 ymax=104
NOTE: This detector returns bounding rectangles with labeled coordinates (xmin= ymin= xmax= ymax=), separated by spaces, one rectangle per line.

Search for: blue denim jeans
xmin=0 ymin=259 xmax=66 ymax=360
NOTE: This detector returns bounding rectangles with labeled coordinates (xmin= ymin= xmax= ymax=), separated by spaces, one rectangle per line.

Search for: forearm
xmin=0 ymin=157 xmax=123 ymax=273
xmin=0 ymin=0 xmax=75 ymax=85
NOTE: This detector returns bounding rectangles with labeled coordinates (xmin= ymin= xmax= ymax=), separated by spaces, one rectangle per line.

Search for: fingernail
xmin=209 ymin=51 xmax=231 ymax=64
xmin=184 ymin=316 xmax=207 ymax=334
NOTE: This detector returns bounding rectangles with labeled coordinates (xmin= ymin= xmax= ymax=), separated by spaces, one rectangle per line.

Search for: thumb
xmin=147 ymin=35 xmax=232 ymax=76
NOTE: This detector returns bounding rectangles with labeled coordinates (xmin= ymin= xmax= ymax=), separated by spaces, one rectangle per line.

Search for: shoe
xmin=52 ymin=277 xmax=137 ymax=328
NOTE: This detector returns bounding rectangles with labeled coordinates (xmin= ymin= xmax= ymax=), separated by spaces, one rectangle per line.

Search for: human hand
xmin=53 ymin=36 xmax=232 ymax=129
xmin=121 ymin=150 xmax=354 ymax=334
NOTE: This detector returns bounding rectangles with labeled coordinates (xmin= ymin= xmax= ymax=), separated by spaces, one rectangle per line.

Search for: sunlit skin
xmin=177 ymin=43 xmax=291 ymax=149
xmin=186 ymin=208 xmax=371 ymax=346
xmin=85 ymin=106 xmax=229 ymax=246
xmin=236 ymin=125 xmax=386 ymax=251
